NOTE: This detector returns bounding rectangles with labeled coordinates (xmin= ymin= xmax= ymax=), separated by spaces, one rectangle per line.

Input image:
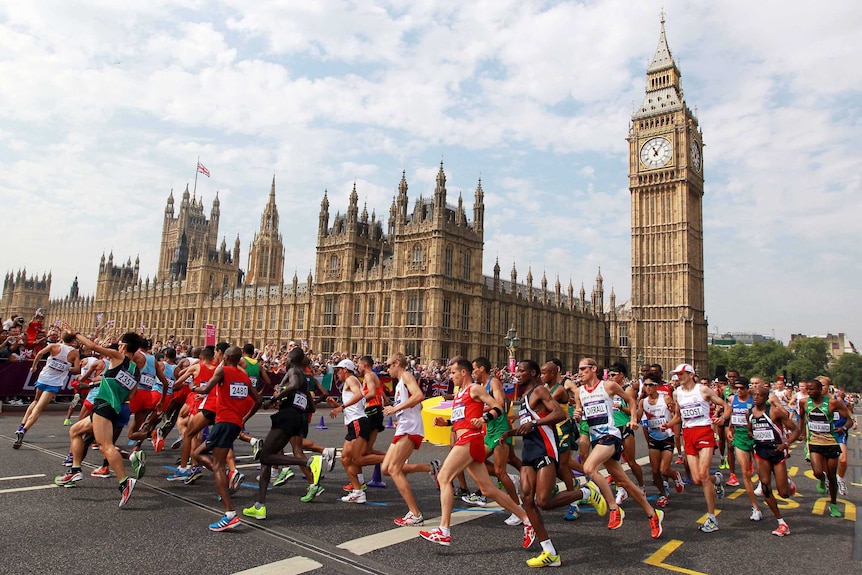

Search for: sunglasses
xmin=578 ymin=365 xmax=594 ymax=371
xmin=643 ymin=382 xmax=656 ymax=386
xmin=609 ymin=371 xmax=621 ymax=377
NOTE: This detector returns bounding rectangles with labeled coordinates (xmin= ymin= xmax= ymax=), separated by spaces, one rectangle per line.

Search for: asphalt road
xmin=2 ymin=408 xmax=860 ymax=575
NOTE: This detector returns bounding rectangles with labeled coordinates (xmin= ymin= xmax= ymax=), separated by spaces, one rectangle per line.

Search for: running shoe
xmin=453 ymin=487 xmax=470 ymax=498
xmin=91 ymin=465 xmax=112 ymax=478
xmin=394 ymin=511 xmax=425 ymax=527
xmin=674 ymin=471 xmax=685 ymax=493
xmin=788 ymin=478 xmax=797 ymax=497
xmin=152 ymin=428 xmax=165 ymax=453
xmin=462 ymin=492 xmax=488 ymax=507
xmin=242 ymin=504 xmax=267 ymax=520
xmin=63 ymin=418 xmax=72 ymax=426
xmin=698 ymin=517 xmax=719 ymax=533
xmin=209 ymin=514 xmax=241 ymax=532
xmin=817 ymin=474 xmax=827 ymax=495
xmin=167 ymin=468 xmax=192 ymax=482
xmin=656 ymin=495 xmax=669 ymax=508
xmin=183 ymin=466 xmax=203 ymax=485
xmin=674 ymin=454 xmax=684 ymax=465
xmin=341 ymin=490 xmax=367 ymax=504
xmin=273 ymin=468 xmax=295 ymax=487
xmin=726 ymin=473 xmax=739 ymax=487
xmin=419 ymin=528 xmax=451 ymax=546
xmin=564 ymin=502 xmax=581 ymax=521
xmin=523 ymin=523 xmax=536 ymax=549
xmin=829 ymin=503 xmax=842 ymax=518
xmin=608 ymin=507 xmax=625 ymax=530
xmin=343 ymin=482 xmax=367 ymax=492
xmin=615 ymin=486 xmax=629 ymax=505
xmin=301 ymin=484 xmax=325 ymax=502
xmin=118 ymin=477 xmax=137 ymax=508
xmin=322 ymin=447 xmax=336 ymax=471
xmin=429 ymin=459 xmax=441 ymax=489
xmin=228 ymin=469 xmax=244 ymax=494
xmin=772 ymin=523 xmax=790 ymax=537
xmin=585 ymin=480 xmax=608 ymax=516
xmin=504 ymin=511 xmax=523 ymax=526
xmin=63 ymin=453 xmax=73 ymax=467
xmin=753 ymin=481 xmax=763 ymax=496
xmin=749 ymin=507 xmax=763 ymax=521
xmin=719 ymin=457 xmax=728 ymax=470
xmin=837 ymin=477 xmax=848 ymax=496
xmin=54 ymin=470 xmax=83 ymax=487
xmin=12 ymin=430 xmax=24 ymax=449
xmin=308 ymin=455 xmax=323 ymax=485
xmin=650 ymin=509 xmax=664 ymax=539
xmin=170 ymin=436 xmax=183 ymax=450
xmin=251 ymin=437 xmax=262 ymax=460
xmin=129 ymin=450 xmax=146 ymax=480
xmin=713 ymin=472 xmax=725 ymax=499
xmin=525 ymin=550 xmax=561 ymax=568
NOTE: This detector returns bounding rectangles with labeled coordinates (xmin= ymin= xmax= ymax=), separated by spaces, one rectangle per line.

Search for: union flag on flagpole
xmin=197 ymin=161 xmax=210 ymax=177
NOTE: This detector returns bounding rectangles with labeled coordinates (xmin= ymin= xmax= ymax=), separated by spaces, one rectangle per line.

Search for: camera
xmin=16 ymin=317 xmax=25 ymax=325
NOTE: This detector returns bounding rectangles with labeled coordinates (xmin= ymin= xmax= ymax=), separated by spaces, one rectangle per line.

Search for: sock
xmin=777 ymin=518 xmax=787 ymax=526
xmin=580 ymin=486 xmax=591 ymax=500
xmin=707 ymin=513 xmax=716 ymax=521
xmin=540 ymin=539 xmax=557 ymax=555
xmin=71 ymin=466 xmax=82 ymax=474
xmin=225 ymin=510 xmax=236 ymax=519
xmin=357 ymin=472 xmax=365 ymax=484
xmin=837 ymin=474 xmax=844 ymax=481
xmin=177 ymin=466 xmax=188 ymax=472
xmin=102 ymin=459 xmax=109 ymax=467
xmin=439 ymin=526 xmax=450 ymax=536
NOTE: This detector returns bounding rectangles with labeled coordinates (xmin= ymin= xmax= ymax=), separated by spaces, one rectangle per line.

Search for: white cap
xmin=335 ymin=359 xmax=356 ymax=372
xmin=672 ymin=363 xmax=695 ymax=375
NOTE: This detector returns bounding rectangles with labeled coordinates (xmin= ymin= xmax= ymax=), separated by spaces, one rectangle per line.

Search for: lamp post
xmin=504 ymin=326 xmax=520 ymax=375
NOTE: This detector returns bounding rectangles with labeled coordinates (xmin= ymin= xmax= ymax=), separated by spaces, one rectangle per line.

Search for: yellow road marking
xmin=644 ymin=540 xmax=709 ymax=575
xmin=787 ymin=466 xmax=798 ymax=477
xmin=695 ymin=510 xmax=721 ymax=524
xmin=812 ymin=497 xmax=856 ymax=521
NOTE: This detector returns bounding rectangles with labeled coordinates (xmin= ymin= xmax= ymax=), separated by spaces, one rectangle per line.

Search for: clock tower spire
xmin=628 ymin=14 xmax=707 ymax=375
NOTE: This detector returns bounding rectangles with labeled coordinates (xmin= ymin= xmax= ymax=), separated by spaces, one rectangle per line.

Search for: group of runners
xmin=11 ymin=326 xmax=858 ymax=567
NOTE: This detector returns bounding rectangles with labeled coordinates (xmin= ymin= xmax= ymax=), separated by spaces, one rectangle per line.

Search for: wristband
xmin=445 ymin=419 xmax=452 ymax=427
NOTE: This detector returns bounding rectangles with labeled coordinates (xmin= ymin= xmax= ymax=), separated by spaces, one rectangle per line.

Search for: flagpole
xmin=193 ymin=156 xmax=199 ymax=196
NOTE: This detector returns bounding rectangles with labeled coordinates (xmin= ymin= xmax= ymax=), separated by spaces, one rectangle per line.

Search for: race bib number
xmin=249 ymin=376 xmax=258 ymax=388
xmin=753 ymin=428 xmax=774 ymax=442
xmin=518 ymin=405 xmax=533 ymax=426
xmin=647 ymin=416 xmax=667 ymax=429
xmin=451 ymin=405 xmax=466 ymax=422
xmin=680 ymin=404 xmax=703 ymax=420
xmin=115 ymin=369 xmax=137 ymax=391
xmin=731 ymin=413 xmax=747 ymax=427
xmin=583 ymin=400 xmax=608 ymax=418
xmin=165 ymin=379 xmax=175 ymax=395
xmin=808 ymin=420 xmax=830 ymax=433
xmin=229 ymin=383 xmax=249 ymax=399
xmin=47 ymin=357 xmax=69 ymax=371
xmin=292 ymin=393 xmax=308 ymax=410
xmin=139 ymin=374 xmax=156 ymax=388
xmin=834 ymin=411 xmax=841 ymax=422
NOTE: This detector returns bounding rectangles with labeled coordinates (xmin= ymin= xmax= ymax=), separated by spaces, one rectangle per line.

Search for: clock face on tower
xmin=690 ymin=140 xmax=702 ymax=171
xmin=640 ymin=137 xmax=672 ymax=169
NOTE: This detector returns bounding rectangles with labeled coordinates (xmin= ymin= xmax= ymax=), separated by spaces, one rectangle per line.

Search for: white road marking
xmin=231 ymin=556 xmax=322 ymax=574
xmin=0 ymin=474 xmax=46 ymax=481
xmin=0 ymin=484 xmax=58 ymax=494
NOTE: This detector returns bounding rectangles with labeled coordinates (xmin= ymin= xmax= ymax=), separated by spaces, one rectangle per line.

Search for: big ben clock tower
xmin=628 ymin=15 xmax=708 ymax=374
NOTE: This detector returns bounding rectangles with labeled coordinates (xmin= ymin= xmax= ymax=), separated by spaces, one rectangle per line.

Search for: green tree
xmin=785 ymin=337 xmax=831 ymax=382
xmin=831 ymin=354 xmax=862 ymax=393
xmin=708 ymin=345 xmax=729 ymax=378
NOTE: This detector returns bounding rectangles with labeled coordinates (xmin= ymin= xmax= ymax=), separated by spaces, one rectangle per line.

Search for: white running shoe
xmin=750 ymin=507 xmax=763 ymax=521
xmin=341 ymin=490 xmax=367 ymax=504
xmin=615 ymin=486 xmax=629 ymax=505
xmin=753 ymin=481 xmax=763 ymax=496
xmin=322 ymin=447 xmax=337 ymax=472
xmin=504 ymin=512 xmax=523 ymax=526
xmin=837 ymin=477 xmax=848 ymax=496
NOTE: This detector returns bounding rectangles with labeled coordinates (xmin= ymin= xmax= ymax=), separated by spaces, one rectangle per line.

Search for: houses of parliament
xmin=1 ymin=20 xmax=708 ymax=374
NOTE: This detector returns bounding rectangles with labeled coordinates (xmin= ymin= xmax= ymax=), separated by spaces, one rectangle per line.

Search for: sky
xmin=1 ymin=1 xmax=860 ymax=345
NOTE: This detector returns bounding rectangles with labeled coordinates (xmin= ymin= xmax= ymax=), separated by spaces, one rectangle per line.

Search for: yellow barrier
xmin=422 ymin=395 xmax=454 ymax=446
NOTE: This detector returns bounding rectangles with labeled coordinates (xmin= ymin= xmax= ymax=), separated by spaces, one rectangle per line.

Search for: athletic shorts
xmin=731 ymin=429 xmax=754 ymax=453
xmin=617 ymin=424 xmax=633 ymax=441
xmin=271 ymin=408 xmax=308 ymax=438
xmin=753 ymin=444 xmax=789 ymax=465
xmin=173 ymin=386 xmax=191 ymax=405
xmin=590 ymin=435 xmax=623 ymax=461
xmin=200 ymin=409 xmax=216 ymax=423
xmin=83 ymin=399 xmax=94 ymax=412
xmin=485 ymin=415 xmax=513 ymax=450
xmin=454 ymin=429 xmax=487 ymax=463
xmin=682 ymin=425 xmax=716 ymax=454
xmin=365 ymin=407 xmax=385 ymax=433
xmin=648 ymin=437 xmax=675 ymax=452
xmin=35 ymin=381 xmax=61 ymax=394
xmin=554 ymin=419 xmax=575 ymax=453
xmin=116 ymin=404 xmax=131 ymax=428
xmin=809 ymin=444 xmax=842 ymax=459
xmin=524 ymin=454 xmax=557 ymax=471
xmin=346 ymin=417 xmax=372 ymax=442
xmin=836 ymin=432 xmax=848 ymax=445
xmin=206 ymin=422 xmax=241 ymax=450
xmin=129 ymin=389 xmax=161 ymax=413
xmin=393 ymin=433 xmax=423 ymax=451
xmin=91 ymin=398 xmax=119 ymax=424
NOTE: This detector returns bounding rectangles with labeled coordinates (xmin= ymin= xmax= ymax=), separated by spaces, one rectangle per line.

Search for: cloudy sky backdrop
xmin=1 ymin=1 xmax=859 ymax=344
